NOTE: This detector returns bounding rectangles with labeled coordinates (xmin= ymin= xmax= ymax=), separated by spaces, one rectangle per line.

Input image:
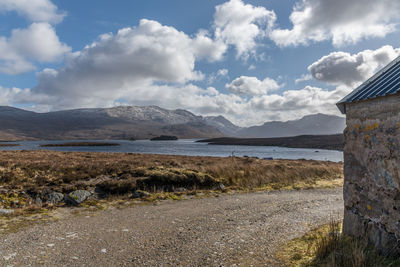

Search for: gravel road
xmin=0 ymin=188 xmax=343 ymax=266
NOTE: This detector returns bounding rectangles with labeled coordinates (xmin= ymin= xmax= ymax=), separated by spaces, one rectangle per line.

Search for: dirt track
xmin=0 ymin=188 xmax=343 ymax=266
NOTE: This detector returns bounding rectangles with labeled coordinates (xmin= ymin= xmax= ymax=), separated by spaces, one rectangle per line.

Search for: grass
xmin=277 ymin=222 xmax=400 ymax=266
xmin=0 ymin=150 xmax=343 ymax=211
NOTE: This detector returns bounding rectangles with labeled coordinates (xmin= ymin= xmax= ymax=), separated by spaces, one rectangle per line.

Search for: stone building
xmin=337 ymin=57 xmax=400 ymax=255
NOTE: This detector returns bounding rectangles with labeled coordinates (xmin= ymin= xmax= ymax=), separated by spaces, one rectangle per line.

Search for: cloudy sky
xmin=0 ymin=0 xmax=400 ymax=126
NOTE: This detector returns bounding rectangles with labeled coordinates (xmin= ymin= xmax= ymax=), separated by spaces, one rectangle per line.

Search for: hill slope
xmin=0 ymin=106 xmax=223 ymax=140
xmin=236 ymin=114 xmax=345 ymax=138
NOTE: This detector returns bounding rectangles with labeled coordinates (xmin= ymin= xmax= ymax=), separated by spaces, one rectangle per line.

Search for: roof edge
xmin=336 ymin=102 xmax=346 ymax=114
xmin=336 ymin=55 xmax=400 ymax=114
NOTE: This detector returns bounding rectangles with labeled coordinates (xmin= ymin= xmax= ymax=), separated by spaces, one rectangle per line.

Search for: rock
xmin=0 ymin=208 xmax=14 ymax=215
xmin=217 ymin=184 xmax=226 ymax=191
xmin=65 ymin=190 xmax=91 ymax=206
xmin=35 ymin=197 xmax=43 ymax=206
xmin=131 ymin=190 xmax=151 ymax=199
xmin=174 ymin=187 xmax=187 ymax=193
xmin=47 ymin=192 xmax=64 ymax=204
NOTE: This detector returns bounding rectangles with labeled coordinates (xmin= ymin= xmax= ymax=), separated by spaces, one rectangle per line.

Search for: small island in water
xmin=40 ymin=142 xmax=121 ymax=147
xmin=150 ymin=135 xmax=178 ymax=141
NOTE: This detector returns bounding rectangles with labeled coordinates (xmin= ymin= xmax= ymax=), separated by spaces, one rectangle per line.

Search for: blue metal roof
xmin=337 ymin=56 xmax=400 ymax=114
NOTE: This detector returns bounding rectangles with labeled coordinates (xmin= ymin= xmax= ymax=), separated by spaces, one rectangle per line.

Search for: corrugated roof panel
xmin=337 ymin=56 xmax=400 ymax=114
xmin=352 ymin=60 xmax=400 ymax=101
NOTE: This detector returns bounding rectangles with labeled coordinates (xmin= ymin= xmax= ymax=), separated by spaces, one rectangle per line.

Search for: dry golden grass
xmin=0 ymin=150 xmax=343 ymax=208
xmin=277 ymin=222 xmax=400 ymax=267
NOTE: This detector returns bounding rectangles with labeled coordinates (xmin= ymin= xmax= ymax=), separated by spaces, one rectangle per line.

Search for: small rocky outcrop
xmin=47 ymin=192 xmax=64 ymax=204
xmin=0 ymin=208 xmax=14 ymax=215
xmin=35 ymin=197 xmax=43 ymax=207
xmin=65 ymin=190 xmax=91 ymax=206
xmin=174 ymin=187 xmax=187 ymax=193
xmin=131 ymin=190 xmax=151 ymax=199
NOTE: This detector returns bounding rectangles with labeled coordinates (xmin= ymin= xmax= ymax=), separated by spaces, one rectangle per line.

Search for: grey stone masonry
xmin=343 ymin=94 xmax=400 ymax=256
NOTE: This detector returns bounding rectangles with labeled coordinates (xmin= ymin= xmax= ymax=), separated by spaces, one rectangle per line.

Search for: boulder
xmin=131 ymin=190 xmax=151 ymax=199
xmin=35 ymin=197 xmax=43 ymax=206
xmin=0 ymin=208 xmax=14 ymax=215
xmin=65 ymin=190 xmax=91 ymax=206
xmin=217 ymin=183 xmax=226 ymax=191
xmin=47 ymin=192 xmax=64 ymax=204
xmin=174 ymin=187 xmax=187 ymax=193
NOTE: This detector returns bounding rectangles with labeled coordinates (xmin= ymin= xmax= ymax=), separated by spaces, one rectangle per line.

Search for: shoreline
xmin=197 ymin=134 xmax=344 ymax=151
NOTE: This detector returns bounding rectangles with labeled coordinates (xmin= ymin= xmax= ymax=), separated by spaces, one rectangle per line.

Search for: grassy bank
xmin=0 ymin=151 xmax=343 ymax=210
xmin=277 ymin=222 xmax=400 ymax=266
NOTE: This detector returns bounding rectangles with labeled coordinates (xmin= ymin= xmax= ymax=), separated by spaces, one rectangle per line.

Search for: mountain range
xmin=0 ymin=106 xmax=345 ymax=140
xmin=235 ymin=113 xmax=346 ymax=138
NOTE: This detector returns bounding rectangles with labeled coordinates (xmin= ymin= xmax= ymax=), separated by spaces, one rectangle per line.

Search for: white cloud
xmin=295 ymin=74 xmax=312 ymax=84
xmin=192 ymin=30 xmax=227 ymax=62
xmin=0 ymin=22 xmax=70 ymax=74
xmin=0 ymin=85 xmax=36 ymax=106
xmin=270 ymin=0 xmax=400 ymax=47
xmin=248 ymin=64 xmax=256 ymax=70
xmin=0 ymin=0 xmax=65 ymax=24
xmin=217 ymin=68 xmax=228 ymax=77
xmin=207 ymin=68 xmax=229 ymax=84
xmin=308 ymin=45 xmax=400 ymax=87
xmin=30 ymin=19 xmax=230 ymax=109
xmin=226 ymin=76 xmax=281 ymax=96
xmin=214 ymin=0 xmax=276 ymax=59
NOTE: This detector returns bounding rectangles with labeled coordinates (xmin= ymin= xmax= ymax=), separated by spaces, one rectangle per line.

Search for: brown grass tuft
xmin=277 ymin=221 xmax=400 ymax=266
xmin=0 ymin=151 xmax=343 ymax=204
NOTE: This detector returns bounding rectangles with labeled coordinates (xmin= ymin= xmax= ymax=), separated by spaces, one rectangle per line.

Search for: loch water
xmin=0 ymin=139 xmax=343 ymax=162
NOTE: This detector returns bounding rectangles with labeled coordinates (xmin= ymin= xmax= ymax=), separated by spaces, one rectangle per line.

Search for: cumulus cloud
xmin=192 ymin=30 xmax=227 ymax=62
xmin=295 ymin=74 xmax=312 ymax=84
xmin=0 ymin=0 xmax=65 ymax=24
xmin=270 ymin=0 xmax=400 ymax=47
xmin=207 ymin=68 xmax=229 ymax=84
xmin=0 ymin=22 xmax=70 ymax=74
xmin=0 ymin=85 xmax=36 ymax=106
xmin=226 ymin=76 xmax=281 ymax=96
xmin=214 ymin=0 xmax=276 ymax=59
xmin=308 ymin=45 xmax=400 ymax=87
xmin=29 ymin=19 xmax=235 ymax=109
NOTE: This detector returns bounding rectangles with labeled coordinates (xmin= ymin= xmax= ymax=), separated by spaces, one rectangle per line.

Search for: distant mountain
xmin=236 ymin=114 xmax=345 ymax=138
xmin=203 ymin=115 xmax=241 ymax=136
xmin=0 ymin=106 xmax=346 ymax=141
xmin=0 ymin=106 xmax=224 ymax=140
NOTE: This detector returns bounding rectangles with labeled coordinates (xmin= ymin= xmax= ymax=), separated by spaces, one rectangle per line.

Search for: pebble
xmin=3 ymin=253 xmax=16 ymax=261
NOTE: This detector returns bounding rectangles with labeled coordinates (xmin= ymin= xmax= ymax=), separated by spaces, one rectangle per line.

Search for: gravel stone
xmin=0 ymin=188 xmax=343 ymax=266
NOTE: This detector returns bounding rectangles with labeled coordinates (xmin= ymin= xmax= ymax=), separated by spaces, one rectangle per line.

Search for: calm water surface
xmin=0 ymin=139 xmax=343 ymax=162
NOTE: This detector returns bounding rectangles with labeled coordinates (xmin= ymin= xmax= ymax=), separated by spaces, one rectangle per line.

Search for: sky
xmin=0 ymin=0 xmax=399 ymax=126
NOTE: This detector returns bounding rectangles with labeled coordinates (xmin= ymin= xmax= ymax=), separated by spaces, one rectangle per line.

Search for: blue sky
xmin=0 ymin=0 xmax=399 ymax=126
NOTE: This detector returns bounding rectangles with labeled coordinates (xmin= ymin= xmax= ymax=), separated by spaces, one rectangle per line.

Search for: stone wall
xmin=343 ymin=94 xmax=400 ymax=256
